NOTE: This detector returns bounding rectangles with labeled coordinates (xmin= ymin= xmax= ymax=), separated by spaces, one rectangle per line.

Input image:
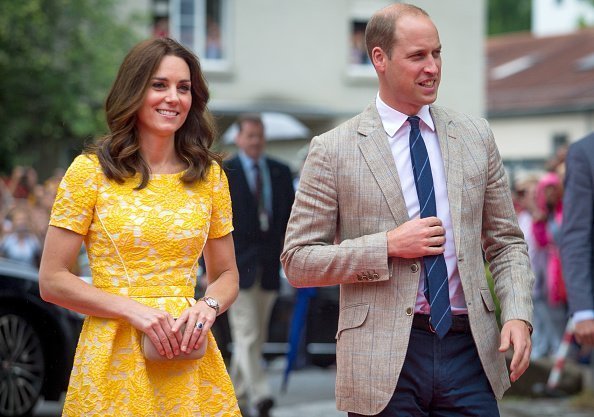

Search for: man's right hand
xmin=574 ymin=319 xmax=594 ymax=346
xmin=387 ymin=217 xmax=446 ymax=258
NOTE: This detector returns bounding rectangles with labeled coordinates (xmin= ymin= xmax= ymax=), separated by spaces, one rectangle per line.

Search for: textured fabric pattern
xmin=50 ymin=154 xmax=240 ymax=416
xmin=281 ymin=103 xmax=534 ymax=415
xmin=408 ymin=116 xmax=452 ymax=337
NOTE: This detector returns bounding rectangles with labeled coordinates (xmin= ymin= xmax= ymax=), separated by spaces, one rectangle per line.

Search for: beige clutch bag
xmin=141 ymin=322 xmax=207 ymax=361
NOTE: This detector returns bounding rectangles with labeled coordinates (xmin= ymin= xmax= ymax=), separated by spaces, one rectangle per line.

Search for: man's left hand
xmin=499 ymin=319 xmax=532 ymax=382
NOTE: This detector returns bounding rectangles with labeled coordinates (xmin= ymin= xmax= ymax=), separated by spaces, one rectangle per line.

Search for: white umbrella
xmin=222 ymin=112 xmax=311 ymax=144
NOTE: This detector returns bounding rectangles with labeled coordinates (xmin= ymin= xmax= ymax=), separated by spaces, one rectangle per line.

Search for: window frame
xmin=169 ymin=0 xmax=232 ymax=74
xmin=345 ymin=16 xmax=376 ymax=82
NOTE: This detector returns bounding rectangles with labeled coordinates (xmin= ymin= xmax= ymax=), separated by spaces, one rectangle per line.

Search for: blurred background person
xmin=531 ymin=169 xmax=567 ymax=359
xmin=224 ymin=113 xmax=295 ymax=417
xmin=513 ymin=175 xmax=552 ymax=360
xmin=0 ymin=205 xmax=42 ymax=267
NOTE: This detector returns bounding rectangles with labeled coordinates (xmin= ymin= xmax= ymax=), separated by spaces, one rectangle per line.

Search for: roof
xmin=487 ymin=28 xmax=594 ymax=117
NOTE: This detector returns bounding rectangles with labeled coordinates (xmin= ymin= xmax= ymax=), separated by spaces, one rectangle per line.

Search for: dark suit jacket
xmin=224 ymin=155 xmax=294 ymax=290
xmin=561 ymin=132 xmax=594 ymax=316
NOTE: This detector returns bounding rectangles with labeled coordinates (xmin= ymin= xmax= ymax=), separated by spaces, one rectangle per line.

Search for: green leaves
xmin=488 ymin=0 xmax=531 ymax=36
xmin=0 ymin=0 xmax=142 ymax=176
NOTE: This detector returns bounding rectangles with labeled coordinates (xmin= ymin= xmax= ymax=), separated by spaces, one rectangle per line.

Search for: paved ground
xmin=269 ymin=359 xmax=594 ymax=417
xmin=34 ymin=358 xmax=594 ymax=416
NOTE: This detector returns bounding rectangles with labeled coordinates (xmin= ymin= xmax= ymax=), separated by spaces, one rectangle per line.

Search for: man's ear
xmin=371 ymin=46 xmax=386 ymax=72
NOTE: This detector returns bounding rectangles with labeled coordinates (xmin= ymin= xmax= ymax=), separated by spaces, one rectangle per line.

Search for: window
xmin=153 ymin=0 xmax=170 ymax=37
xmin=346 ymin=18 xmax=375 ymax=79
xmin=346 ymin=1 xmax=393 ymax=80
xmin=153 ymin=0 xmax=231 ymax=72
xmin=552 ymin=133 xmax=568 ymax=153
xmin=350 ymin=20 xmax=370 ymax=66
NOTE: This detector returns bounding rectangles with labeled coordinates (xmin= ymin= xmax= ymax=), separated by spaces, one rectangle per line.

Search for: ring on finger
xmin=195 ymin=321 xmax=204 ymax=331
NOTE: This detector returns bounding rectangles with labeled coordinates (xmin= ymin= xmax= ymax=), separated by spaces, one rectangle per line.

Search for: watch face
xmin=203 ymin=297 xmax=219 ymax=312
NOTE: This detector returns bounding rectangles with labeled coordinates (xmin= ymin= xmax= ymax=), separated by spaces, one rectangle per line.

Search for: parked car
xmin=0 ymin=258 xmax=82 ymax=417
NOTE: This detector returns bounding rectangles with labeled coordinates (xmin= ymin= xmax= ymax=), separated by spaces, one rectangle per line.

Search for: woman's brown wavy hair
xmin=89 ymin=37 xmax=221 ymax=189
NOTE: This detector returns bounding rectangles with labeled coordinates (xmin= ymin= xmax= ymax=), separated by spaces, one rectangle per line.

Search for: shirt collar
xmin=375 ymin=93 xmax=435 ymax=137
xmin=238 ymin=150 xmax=265 ymax=170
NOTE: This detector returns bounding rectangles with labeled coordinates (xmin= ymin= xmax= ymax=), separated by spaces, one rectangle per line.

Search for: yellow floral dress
xmin=50 ymin=154 xmax=241 ymax=416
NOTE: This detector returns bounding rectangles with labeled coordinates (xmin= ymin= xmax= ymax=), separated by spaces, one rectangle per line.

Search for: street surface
xmin=34 ymin=358 xmax=594 ymax=416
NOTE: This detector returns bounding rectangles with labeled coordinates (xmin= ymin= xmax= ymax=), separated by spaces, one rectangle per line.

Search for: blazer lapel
xmin=357 ymin=104 xmax=410 ymax=225
xmin=431 ymin=106 xmax=463 ymax=257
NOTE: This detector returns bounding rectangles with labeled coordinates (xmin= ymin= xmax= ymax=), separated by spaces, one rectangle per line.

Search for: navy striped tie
xmin=408 ymin=116 xmax=452 ymax=338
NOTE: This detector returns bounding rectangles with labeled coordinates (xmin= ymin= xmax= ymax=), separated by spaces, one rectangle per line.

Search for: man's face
xmin=375 ymin=14 xmax=442 ymax=115
xmin=235 ymin=120 xmax=265 ymax=160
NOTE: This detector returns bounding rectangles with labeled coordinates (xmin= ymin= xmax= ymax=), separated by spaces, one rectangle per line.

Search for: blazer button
xmin=406 ymin=307 xmax=413 ymax=316
xmin=410 ymin=263 xmax=419 ymax=273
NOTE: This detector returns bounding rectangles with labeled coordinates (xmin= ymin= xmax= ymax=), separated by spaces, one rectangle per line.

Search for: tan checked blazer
xmin=281 ymin=103 xmax=534 ymax=415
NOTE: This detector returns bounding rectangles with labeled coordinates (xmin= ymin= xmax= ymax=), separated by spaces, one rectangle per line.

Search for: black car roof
xmin=0 ymin=257 xmax=39 ymax=282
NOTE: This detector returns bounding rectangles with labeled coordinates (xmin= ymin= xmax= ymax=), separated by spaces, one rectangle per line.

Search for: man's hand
xmin=499 ymin=319 xmax=532 ymax=382
xmin=574 ymin=319 xmax=594 ymax=346
xmin=387 ymin=217 xmax=446 ymax=258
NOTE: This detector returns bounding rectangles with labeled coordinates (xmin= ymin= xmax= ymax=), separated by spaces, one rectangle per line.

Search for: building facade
xmin=123 ymin=0 xmax=485 ymax=170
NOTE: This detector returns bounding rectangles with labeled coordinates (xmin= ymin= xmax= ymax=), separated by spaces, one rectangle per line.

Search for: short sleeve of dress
xmin=208 ymin=162 xmax=234 ymax=239
xmin=49 ymin=154 xmax=99 ymax=236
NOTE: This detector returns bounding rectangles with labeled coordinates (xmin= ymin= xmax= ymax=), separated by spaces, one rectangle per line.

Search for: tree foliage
xmin=0 ymin=0 xmax=142 ymax=177
xmin=488 ymin=0 xmax=532 ymax=36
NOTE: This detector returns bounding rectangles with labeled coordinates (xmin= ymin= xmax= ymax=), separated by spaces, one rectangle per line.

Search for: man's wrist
xmin=520 ymin=319 xmax=533 ymax=334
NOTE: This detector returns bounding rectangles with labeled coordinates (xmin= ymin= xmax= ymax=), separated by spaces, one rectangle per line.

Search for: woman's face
xmin=136 ymin=55 xmax=192 ymax=140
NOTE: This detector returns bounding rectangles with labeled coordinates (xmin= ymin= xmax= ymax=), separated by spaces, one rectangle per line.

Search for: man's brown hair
xmin=365 ymin=3 xmax=429 ymax=60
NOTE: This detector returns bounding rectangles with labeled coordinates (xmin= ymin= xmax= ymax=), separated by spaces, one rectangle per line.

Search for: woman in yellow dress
xmin=39 ymin=38 xmax=241 ymax=416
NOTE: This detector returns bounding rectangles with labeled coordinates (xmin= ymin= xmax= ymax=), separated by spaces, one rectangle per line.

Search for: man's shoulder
xmin=430 ymin=104 xmax=484 ymax=124
xmin=571 ymin=132 xmax=594 ymax=151
xmin=265 ymin=156 xmax=292 ymax=172
xmin=430 ymin=105 xmax=493 ymax=140
xmin=222 ymin=156 xmax=242 ymax=176
xmin=223 ymin=155 xmax=240 ymax=167
xmin=316 ymin=109 xmax=370 ymax=144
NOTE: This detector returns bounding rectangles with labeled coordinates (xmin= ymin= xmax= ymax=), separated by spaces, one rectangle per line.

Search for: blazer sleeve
xmin=479 ymin=120 xmax=534 ymax=325
xmin=561 ymin=141 xmax=594 ymax=314
xmin=281 ymin=135 xmax=390 ymax=287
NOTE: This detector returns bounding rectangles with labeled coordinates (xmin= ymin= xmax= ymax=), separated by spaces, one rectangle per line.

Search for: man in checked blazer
xmin=281 ymin=4 xmax=533 ymax=417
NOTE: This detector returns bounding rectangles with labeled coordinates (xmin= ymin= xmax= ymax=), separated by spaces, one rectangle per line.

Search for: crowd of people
xmin=0 ymin=165 xmax=65 ymax=268
xmin=513 ymin=146 xmax=592 ymax=363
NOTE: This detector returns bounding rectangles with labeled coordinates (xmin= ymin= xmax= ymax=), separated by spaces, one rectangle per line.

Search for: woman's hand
xmin=173 ymin=301 xmax=216 ymax=354
xmin=127 ymin=304 xmax=180 ymax=359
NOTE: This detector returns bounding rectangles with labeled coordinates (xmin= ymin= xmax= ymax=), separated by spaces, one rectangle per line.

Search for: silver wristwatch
xmin=199 ymin=296 xmax=220 ymax=315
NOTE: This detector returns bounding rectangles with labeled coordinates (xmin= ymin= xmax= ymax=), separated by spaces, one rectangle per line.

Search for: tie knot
xmin=408 ymin=116 xmax=420 ymax=130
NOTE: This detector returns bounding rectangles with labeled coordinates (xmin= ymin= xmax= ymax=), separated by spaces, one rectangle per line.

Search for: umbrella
xmin=222 ymin=112 xmax=311 ymax=144
xmin=281 ymin=287 xmax=317 ymax=392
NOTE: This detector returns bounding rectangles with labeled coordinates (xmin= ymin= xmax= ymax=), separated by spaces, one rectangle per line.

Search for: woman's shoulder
xmin=68 ymin=153 xmax=100 ymax=173
xmin=60 ymin=153 xmax=101 ymax=188
xmin=204 ymin=159 xmax=224 ymax=181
